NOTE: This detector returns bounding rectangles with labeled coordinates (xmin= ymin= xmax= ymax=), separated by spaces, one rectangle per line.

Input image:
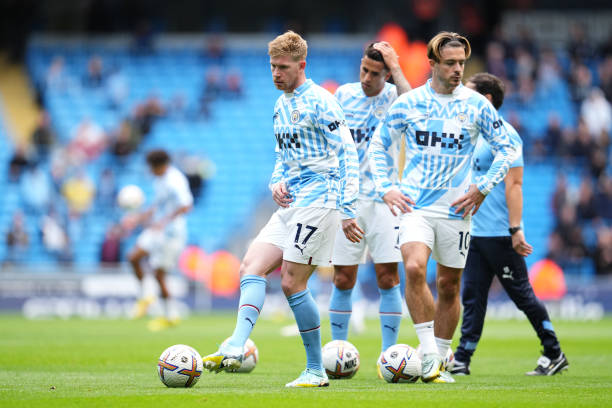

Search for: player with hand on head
xmin=328 ymin=41 xmax=411 ymax=373
xmin=449 ymin=73 xmax=568 ymax=377
xmin=126 ymin=149 xmax=193 ymax=331
xmin=368 ymin=31 xmax=519 ymax=383
xmin=202 ymin=31 xmax=361 ymax=388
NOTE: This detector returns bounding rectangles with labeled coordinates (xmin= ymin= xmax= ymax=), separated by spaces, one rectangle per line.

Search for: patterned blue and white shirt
xmin=369 ymin=79 xmax=519 ymax=220
xmin=471 ymin=119 xmax=524 ymax=236
xmin=335 ymin=82 xmax=399 ymax=201
xmin=269 ymin=79 xmax=360 ymax=219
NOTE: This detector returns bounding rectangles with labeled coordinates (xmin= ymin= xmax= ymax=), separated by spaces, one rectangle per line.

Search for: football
xmin=321 ymin=340 xmax=360 ymax=379
xmin=117 ymin=184 xmax=145 ymax=210
xmin=415 ymin=344 xmax=455 ymax=370
xmin=378 ymin=344 xmax=421 ymax=383
xmin=220 ymin=337 xmax=259 ymax=373
xmin=157 ymin=344 xmax=203 ymax=388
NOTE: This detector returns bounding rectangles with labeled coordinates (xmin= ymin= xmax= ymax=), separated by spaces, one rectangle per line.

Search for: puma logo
xmin=245 ymin=317 xmax=255 ymax=328
xmin=502 ymin=266 xmax=514 ymax=280
xmin=384 ymin=324 xmax=397 ymax=333
xmin=294 ymin=244 xmax=305 ymax=255
xmin=331 ymin=322 xmax=344 ymax=329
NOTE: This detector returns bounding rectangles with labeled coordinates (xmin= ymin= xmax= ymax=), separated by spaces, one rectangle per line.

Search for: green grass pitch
xmin=1 ymin=314 xmax=611 ymax=407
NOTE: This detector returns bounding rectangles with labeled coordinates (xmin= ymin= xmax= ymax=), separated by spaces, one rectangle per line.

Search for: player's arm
xmin=368 ymin=100 xmax=414 ymax=216
xmin=317 ymin=99 xmax=363 ymax=243
xmin=269 ymin=147 xmax=292 ymax=207
xmin=452 ymin=102 xmax=519 ymax=217
xmin=373 ymin=41 xmax=411 ymax=96
xmin=505 ymin=166 xmax=533 ymax=256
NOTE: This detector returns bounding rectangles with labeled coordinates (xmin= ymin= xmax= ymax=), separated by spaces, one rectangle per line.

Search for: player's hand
xmin=272 ymin=182 xmax=293 ymax=208
xmin=511 ymin=230 xmax=533 ymax=257
xmin=342 ymin=218 xmax=364 ymax=243
xmin=120 ymin=213 xmax=140 ymax=231
xmin=451 ymin=184 xmax=485 ymax=218
xmin=382 ymin=190 xmax=414 ymax=216
xmin=373 ymin=41 xmax=400 ymax=70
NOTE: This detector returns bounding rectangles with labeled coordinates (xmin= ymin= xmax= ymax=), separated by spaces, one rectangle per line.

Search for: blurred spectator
xmin=225 ymin=70 xmax=243 ymax=99
xmin=569 ymin=63 xmax=593 ymax=108
xmin=4 ymin=211 xmax=29 ymax=265
xmin=69 ymin=119 xmax=107 ymax=163
xmin=133 ymin=96 xmax=165 ymax=137
xmin=100 ymin=224 xmax=124 ymax=264
xmin=203 ymin=67 xmax=223 ymax=102
xmin=203 ymin=35 xmax=227 ymax=63
xmin=593 ymin=227 xmax=612 ymax=275
xmin=132 ymin=19 xmax=155 ymax=54
xmin=537 ymin=47 xmax=563 ymax=90
xmin=567 ymin=23 xmax=596 ymax=63
xmin=20 ymin=165 xmax=53 ymax=215
xmin=594 ymin=175 xmax=612 ymax=221
xmin=83 ymin=55 xmax=105 ymax=88
xmin=543 ymin=114 xmax=562 ymax=155
xmin=580 ymin=88 xmax=612 ymax=139
xmin=8 ymin=145 xmax=30 ymax=182
xmin=178 ymin=154 xmax=216 ymax=203
xmin=106 ymin=65 xmax=129 ymax=110
xmin=97 ymin=168 xmax=117 ymax=210
xmin=599 ymin=56 xmax=612 ymax=102
xmin=31 ymin=111 xmax=55 ymax=161
xmin=573 ymin=120 xmax=596 ymax=161
xmin=45 ymin=56 xmax=74 ymax=92
xmin=40 ymin=208 xmax=71 ymax=263
xmin=575 ymin=177 xmax=597 ymax=223
xmin=485 ymin=41 xmax=507 ymax=79
xmin=553 ymin=204 xmax=588 ymax=261
xmin=551 ymin=173 xmax=570 ymax=218
xmin=515 ymin=46 xmax=536 ymax=81
xmin=62 ymin=169 xmax=96 ymax=216
xmin=109 ymin=119 xmax=139 ymax=161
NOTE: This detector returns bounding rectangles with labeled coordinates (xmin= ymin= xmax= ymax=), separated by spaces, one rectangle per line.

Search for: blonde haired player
xmin=202 ymin=31 xmax=361 ymax=388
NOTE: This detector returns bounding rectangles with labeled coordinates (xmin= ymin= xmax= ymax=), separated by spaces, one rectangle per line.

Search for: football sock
xmin=435 ymin=337 xmax=452 ymax=359
xmin=227 ymin=275 xmax=267 ymax=349
xmin=288 ymin=289 xmax=323 ymax=371
xmin=379 ymin=284 xmax=402 ymax=352
xmin=329 ymin=286 xmax=352 ymax=341
xmin=415 ymin=321 xmax=437 ymax=355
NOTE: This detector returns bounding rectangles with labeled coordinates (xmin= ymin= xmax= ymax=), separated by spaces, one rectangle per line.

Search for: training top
xmin=335 ymin=82 xmax=399 ymax=201
xmin=151 ymin=165 xmax=193 ymax=237
xmin=270 ymin=79 xmax=360 ymax=219
xmin=369 ymin=79 xmax=519 ymax=220
xmin=471 ymin=119 xmax=524 ymax=236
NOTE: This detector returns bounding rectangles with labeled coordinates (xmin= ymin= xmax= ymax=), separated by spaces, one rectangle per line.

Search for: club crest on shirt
xmin=456 ymin=112 xmax=468 ymax=124
xmin=374 ymin=106 xmax=386 ymax=120
xmin=291 ymin=110 xmax=301 ymax=123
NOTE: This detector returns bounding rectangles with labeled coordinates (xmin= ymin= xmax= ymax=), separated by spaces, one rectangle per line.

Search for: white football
xmin=322 ymin=340 xmax=360 ymax=379
xmin=415 ymin=344 xmax=455 ymax=370
xmin=220 ymin=337 xmax=259 ymax=373
xmin=378 ymin=344 xmax=421 ymax=383
xmin=157 ymin=344 xmax=203 ymax=388
xmin=117 ymin=184 xmax=145 ymax=210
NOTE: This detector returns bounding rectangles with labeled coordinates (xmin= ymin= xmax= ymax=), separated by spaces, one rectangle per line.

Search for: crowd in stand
xmin=483 ymin=24 xmax=612 ymax=276
xmin=4 ymin=50 xmax=222 ymax=266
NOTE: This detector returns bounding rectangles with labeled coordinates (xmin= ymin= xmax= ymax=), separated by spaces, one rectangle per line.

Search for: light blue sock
xmin=287 ymin=289 xmax=322 ymax=372
xmin=379 ymin=284 xmax=402 ymax=352
xmin=227 ymin=275 xmax=267 ymax=349
xmin=328 ymin=286 xmax=352 ymax=341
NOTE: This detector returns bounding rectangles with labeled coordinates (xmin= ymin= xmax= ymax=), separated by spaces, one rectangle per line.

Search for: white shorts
xmin=332 ymin=200 xmax=401 ymax=265
xmin=253 ymin=207 xmax=340 ymax=266
xmin=136 ymin=228 xmax=186 ymax=271
xmin=398 ymin=213 xmax=471 ymax=269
